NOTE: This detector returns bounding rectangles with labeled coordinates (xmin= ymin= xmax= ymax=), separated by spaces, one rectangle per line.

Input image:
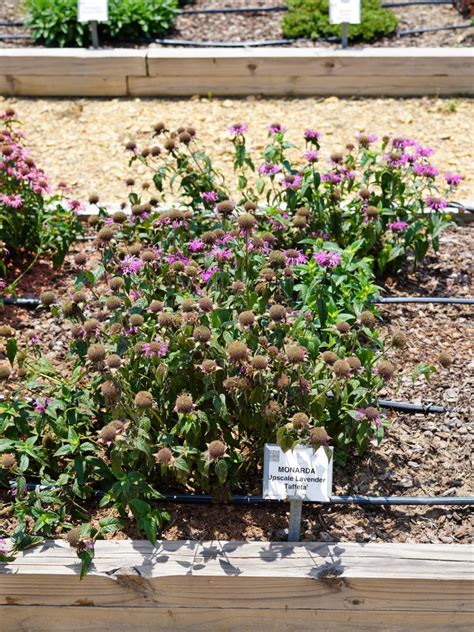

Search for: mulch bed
xmin=0 ymin=0 xmax=472 ymax=48
xmin=1 ymin=224 xmax=472 ymax=544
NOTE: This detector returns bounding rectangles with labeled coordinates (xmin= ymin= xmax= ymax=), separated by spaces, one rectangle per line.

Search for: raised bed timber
xmin=0 ymin=47 xmax=473 ymax=97
xmin=1 ymin=540 xmax=472 ymax=631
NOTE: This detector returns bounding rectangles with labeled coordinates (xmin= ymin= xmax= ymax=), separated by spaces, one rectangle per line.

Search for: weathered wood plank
xmin=0 ymin=49 xmax=147 ymax=76
xmin=127 ymin=74 xmax=473 ymax=97
xmin=1 ymin=606 xmax=472 ymax=632
xmin=0 ymin=74 xmax=128 ymax=97
xmin=146 ymin=48 xmax=474 ymax=78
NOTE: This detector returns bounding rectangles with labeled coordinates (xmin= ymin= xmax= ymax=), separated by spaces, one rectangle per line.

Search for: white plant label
xmin=263 ymin=444 xmax=333 ymax=502
xmin=329 ymin=0 xmax=361 ymax=24
xmin=78 ymin=0 xmax=108 ymax=23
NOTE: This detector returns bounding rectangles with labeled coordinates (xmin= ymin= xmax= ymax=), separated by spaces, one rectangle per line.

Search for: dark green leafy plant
xmin=24 ymin=0 xmax=178 ymax=47
xmin=0 ymin=109 xmax=82 ymax=292
xmin=282 ymin=0 xmax=398 ymax=41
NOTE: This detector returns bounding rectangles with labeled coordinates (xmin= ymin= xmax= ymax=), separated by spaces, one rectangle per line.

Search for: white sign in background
xmin=78 ymin=0 xmax=108 ymax=23
xmin=329 ymin=0 xmax=361 ymax=24
xmin=263 ymin=444 xmax=333 ymax=502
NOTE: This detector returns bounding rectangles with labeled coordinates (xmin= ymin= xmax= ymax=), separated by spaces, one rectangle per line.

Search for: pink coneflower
xmin=0 ymin=193 xmax=23 ymax=208
xmin=284 ymin=249 xmax=307 ymax=266
xmin=189 ymin=238 xmax=205 ymax=252
xmin=68 ymin=199 xmax=83 ymax=213
xmin=388 ymin=221 xmax=409 ymax=232
xmin=424 ymin=196 xmax=448 ymax=211
xmin=313 ymin=251 xmax=341 ymax=268
xmin=280 ymin=173 xmax=303 ymax=191
xmin=445 ymin=173 xmax=463 ymax=187
xmin=268 ymin=122 xmax=286 ymax=134
xmin=303 ymin=150 xmax=319 ymax=163
xmin=229 ymin=123 xmax=248 ymax=135
xmin=258 ymin=162 xmax=281 ymax=176
xmin=120 ymin=255 xmax=145 ymax=275
xmin=202 ymin=191 xmax=219 ymax=204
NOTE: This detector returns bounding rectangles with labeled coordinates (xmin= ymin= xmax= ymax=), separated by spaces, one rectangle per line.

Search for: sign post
xmin=263 ymin=444 xmax=333 ymax=542
xmin=78 ymin=0 xmax=108 ymax=49
xmin=329 ymin=0 xmax=361 ymax=49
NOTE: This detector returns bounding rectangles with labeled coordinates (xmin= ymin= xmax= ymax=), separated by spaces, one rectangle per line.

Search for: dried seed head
xmin=360 ymin=311 xmax=377 ymax=329
xmin=201 ymin=231 xmax=217 ymax=245
xmin=129 ymin=314 xmax=144 ymax=327
xmin=65 ymin=526 xmax=82 ymax=549
xmin=61 ymin=300 xmax=77 ymax=316
xmin=291 ymin=412 xmax=309 ymax=430
xmin=153 ymin=122 xmax=166 ymax=134
xmin=88 ymin=215 xmax=100 ymax=227
xmin=158 ymin=312 xmax=176 ymax=328
xmin=310 ymin=427 xmax=331 ymax=447
xmin=359 ymin=187 xmax=370 ymax=200
xmin=109 ymin=276 xmax=125 ymax=291
xmin=321 ymin=351 xmax=338 ymax=365
xmin=175 ymin=393 xmax=194 ymax=414
xmin=251 ymin=355 xmax=268 ymax=370
xmin=268 ymin=250 xmax=286 ymax=268
xmin=74 ymin=252 xmax=87 ymax=266
xmin=330 ymin=151 xmax=343 ymax=164
xmin=100 ymin=380 xmax=121 ymax=404
xmin=129 ymin=242 xmax=142 ymax=256
xmin=149 ymin=300 xmax=164 ymax=313
xmin=87 ymin=344 xmax=106 ymax=363
xmin=155 ymin=447 xmax=173 ymax=465
xmin=0 ymin=325 xmax=14 ymax=337
xmin=0 ymin=452 xmax=16 ymax=469
xmin=216 ymin=200 xmax=235 ymax=216
xmin=364 ymin=407 xmax=380 ymax=421
xmin=198 ymin=296 xmax=213 ymax=312
xmin=263 ymin=400 xmax=282 ymax=422
xmin=277 ymin=374 xmax=290 ymax=389
xmin=286 ymin=345 xmax=306 ymax=364
xmin=293 ymin=215 xmax=307 ymax=229
xmin=72 ymin=290 xmax=87 ymax=304
xmin=238 ymin=310 xmax=255 ymax=326
xmin=296 ymin=207 xmax=310 ymax=218
xmin=366 ymin=206 xmax=379 ymax=219
xmin=89 ymin=193 xmax=99 ymax=204
xmin=40 ymin=290 xmax=56 ymax=306
xmin=125 ymin=141 xmax=137 ymax=151
xmin=227 ymin=341 xmax=249 ymax=362
xmin=208 ymin=440 xmax=226 ymax=460
xmin=332 ymin=359 xmax=351 ymax=378
xmin=335 ymin=321 xmax=350 ymax=334
xmin=84 ymin=318 xmax=100 ymax=334
xmin=194 ymin=326 xmax=211 ymax=343
xmin=391 ymin=331 xmax=407 ymax=349
xmin=106 ymin=354 xmax=121 ymax=369
xmin=172 ymin=261 xmax=185 ymax=273
xmin=42 ymin=434 xmax=56 ymax=450
xmin=97 ymin=227 xmax=114 ymax=242
xmin=438 ymin=352 xmax=452 ymax=368
xmin=347 ymin=356 xmax=362 ymax=371
xmin=125 ymin=177 xmax=135 ymax=186
xmin=231 ymin=281 xmax=245 ymax=293
xmin=134 ymin=391 xmax=154 ymax=409
xmin=376 ymin=360 xmax=395 ymax=381
xmin=200 ymin=359 xmax=218 ymax=373
xmin=181 ymin=298 xmax=195 ymax=312
xmin=99 ymin=422 xmax=120 ymax=444
xmin=237 ymin=213 xmax=257 ymax=231
xmin=260 ymin=268 xmax=275 ymax=282
xmin=269 ymin=304 xmax=286 ymax=322
xmin=106 ymin=296 xmax=122 ymax=310
xmin=164 ymin=139 xmax=176 ymax=152
xmin=244 ymin=201 xmax=257 ymax=212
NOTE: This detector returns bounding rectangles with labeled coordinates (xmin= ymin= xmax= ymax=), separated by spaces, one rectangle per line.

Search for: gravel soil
xmin=0 ymin=0 xmax=472 ymax=48
xmin=0 ymin=96 xmax=473 ymax=202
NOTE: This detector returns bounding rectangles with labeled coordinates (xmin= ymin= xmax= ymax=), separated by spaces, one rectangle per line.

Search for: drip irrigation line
xmin=14 ymin=483 xmax=474 ymax=506
xmin=378 ymin=400 xmax=449 ymax=414
xmin=0 ymin=34 xmax=31 ymax=40
xmin=0 ymin=21 xmax=24 ymax=27
xmin=399 ymin=23 xmax=472 ymax=35
xmin=155 ymin=37 xmax=300 ymax=47
xmin=178 ymin=5 xmax=288 ymax=15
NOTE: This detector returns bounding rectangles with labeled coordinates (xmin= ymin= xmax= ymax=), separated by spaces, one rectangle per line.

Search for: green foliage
xmin=0 ymin=111 xmax=82 ymax=292
xmin=282 ymin=0 xmax=398 ymax=41
xmin=24 ymin=0 xmax=178 ymax=47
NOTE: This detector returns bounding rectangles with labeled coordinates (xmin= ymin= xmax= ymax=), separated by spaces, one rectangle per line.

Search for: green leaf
xmin=215 ymin=459 xmax=228 ymax=485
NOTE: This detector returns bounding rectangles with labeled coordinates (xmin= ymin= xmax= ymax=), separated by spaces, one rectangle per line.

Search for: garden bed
xmin=1 ymin=540 xmax=472 ymax=632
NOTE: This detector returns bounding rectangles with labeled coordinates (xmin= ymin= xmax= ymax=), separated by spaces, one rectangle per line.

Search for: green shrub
xmin=282 ymin=0 xmax=398 ymax=41
xmin=24 ymin=0 xmax=178 ymax=47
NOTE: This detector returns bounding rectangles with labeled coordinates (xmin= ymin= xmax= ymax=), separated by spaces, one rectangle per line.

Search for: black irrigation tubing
xmin=177 ymin=5 xmax=288 ymax=14
xmin=371 ymin=297 xmax=474 ymax=305
xmin=15 ymin=483 xmax=474 ymax=506
xmin=155 ymin=38 xmax=301 ymax=46
xmin=378 ymin=400 xmax=449 ymax=414
xmin=399 ymin=23 xmax=473 ymax=35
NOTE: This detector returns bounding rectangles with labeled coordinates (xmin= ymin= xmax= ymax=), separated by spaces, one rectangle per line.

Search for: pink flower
xmin=0 ymin=538 xmax=9 ymax=555
xmin=211 ymin=246 xmax=233 ymax=261
xmin=321 ymin=172 xmax=341 ymax=184
xmin=304 ymin=129 xmax=322 ymax=141
xmin=189 ymin=238 xmax=205 ymax=252
xmin=229 ymin=123 xmax=248 ymax=135
xmin=392 ymin=137 xmax=416 ymax=149
xmin=413 ymin=163 xmax=439 ymax=178
xmin=303 ymin=150 xmax=319 ymax=163
xmin=258 ymin=162 xmax=281 ymax=176
xmin=34 ymin=397 xmax=52 ymax=413
xmin=388 ymin=221 xmax=409 ymax=232
xmin=445 ymin=173 xmax=463 ymax=187
xmin=68 ymin=199 xmax=84 ymax=213
xmin=201 ymin=267 xmax=218 ymax=283
xmin=356 ymin=408 xmax=383 ymax=429
xmin=355 ymin=132 xmax=378 ymax=147
xmin=202 ymin=191 xmax=219 ymax=204
xmin=129 ymin=289 xmax=142 ymax=302
xmin=424 ymin=196 xmax=448 ymax=211
xmin=143 ymin=341 xmax=169 ymax=357
xmin=268 ymin=123 xmax=286 ymax=134
xmin=280 ymin=173 xmax=303 ymax=191
xmin=120 ymin=255 xmax=145 ymax=275
xmin=313 ymin=251 xmax=341 ymax=268
xmin=0 ymin=193 xmax=23 ymax=209
xmin=284 ymin=249 xmax=307 ymax=266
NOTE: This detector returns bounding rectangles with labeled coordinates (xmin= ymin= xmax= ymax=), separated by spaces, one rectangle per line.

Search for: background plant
xmin=24 ymin=0 xmax=178 ymax=47
xmin=0 ymin=109 xmax=82 ymax=291
xmin=282 ymin=0 xmax=398 ymax=42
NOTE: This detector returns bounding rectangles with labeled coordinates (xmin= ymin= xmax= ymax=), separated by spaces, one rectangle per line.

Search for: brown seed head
xmin=238 ymin=310 xmax=255 ymax=326
xmin=237 ymin=213 xmax=257 ymax=231
xmin=194 ymin=326 xmax=211 ymax=343
xmin=0 ymin=452 xmax=16 ymax=469
xmin=135 ymin=391 xmax=154 ymax=409
xmin=309 ymin=426 xmax=331 ymax=447
xmin=332 ymin=359 xmax=351 ymax=378
xmin=208 ymin=440 xmax=227 ymax=460
xmin=322 ymin=351 xmax=338 ymax=365
xmin=251 ymin=355 xmax=268 ymax=370
xmin=360 ymin=310 xmax=377 ymax=329
xmin=155 ymin=447 xmax=173 ymax=465
xmin=269 ymin=304 xmax=287 ymax=322
xmin=291 ymin=412 xmax=309 ymax=430
xmin=87 ymin=344 xmax=106 ymax=363
xmin=175 ymin=393 xmax=194 ymax=414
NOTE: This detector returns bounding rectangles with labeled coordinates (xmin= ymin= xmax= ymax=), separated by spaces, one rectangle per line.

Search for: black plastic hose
xmin=155 ymin=37 xmax=300 ymax=46
xmin=378 ymin=400 xmax=449 ymax=414
xmin=178 ymin=5 xmax=288 ymax=14
xmin=399 ymin=23 xmax=472 ymax=35
xmin=371 ymin=297 xmax=474 ymax=305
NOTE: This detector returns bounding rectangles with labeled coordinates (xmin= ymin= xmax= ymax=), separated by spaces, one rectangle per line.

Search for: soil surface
xmin=1 ymin=225 xmax=472 ymax=544
xmin=0 ymin=96 xmax=472 ymax=202
xmin=0 ymin=0 xmax=472 ymax=48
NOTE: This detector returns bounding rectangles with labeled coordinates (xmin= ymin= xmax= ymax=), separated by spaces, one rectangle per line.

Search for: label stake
xmin=288 ymin=499 xmax=303 ymax=541
xmin=341 ymin=22 xmax=349 ymax=48
xmin=89 ymin=20 xmax=99 ymax=49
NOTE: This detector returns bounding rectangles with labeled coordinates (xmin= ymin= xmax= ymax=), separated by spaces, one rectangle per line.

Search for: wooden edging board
xmin=1 ymin=540 xmax=472 ymax=631
xmin=0 ymin=47 xmax=473 ymax=97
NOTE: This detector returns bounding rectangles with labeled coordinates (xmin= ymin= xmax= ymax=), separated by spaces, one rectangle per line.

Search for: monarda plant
xmin=0 ymin=109 xmax=82 ymax=292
